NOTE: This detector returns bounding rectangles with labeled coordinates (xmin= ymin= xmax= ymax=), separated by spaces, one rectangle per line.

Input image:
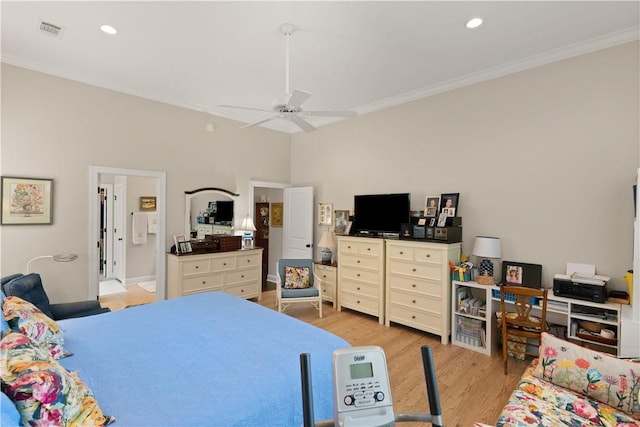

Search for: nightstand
xmin=315 ymin=262 xmax=337 ymax=308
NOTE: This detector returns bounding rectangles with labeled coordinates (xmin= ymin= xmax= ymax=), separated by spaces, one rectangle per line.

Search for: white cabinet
xmin=315 ymin=263 xmax=337 ymax=308
xmin=452 ymin=281 xmax=491 ymax=355
xmin=385 ymin=240 xmax=461 ymax=344
xmin=337 ymin=237 xmax=385 ymax=324
xmin=167 ymin=248 xmax=262 ymax=301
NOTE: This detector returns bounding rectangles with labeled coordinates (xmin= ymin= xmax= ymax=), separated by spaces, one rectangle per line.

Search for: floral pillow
xmin=2 ymin=296 xmax=67 ymax=359
xmin=0 ymin=331 xmax=115 ymax=426
xmin=284 ymin=266 xmax=311 ymax=289
xmin=534 ymin=332 xmax=640 ymax=416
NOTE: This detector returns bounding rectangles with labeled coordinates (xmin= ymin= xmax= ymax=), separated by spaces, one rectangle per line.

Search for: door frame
xmin=89 ymin=166 xmax=167 ymax=301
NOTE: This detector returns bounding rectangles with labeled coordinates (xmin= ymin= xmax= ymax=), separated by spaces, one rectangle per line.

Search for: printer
xmin=553 ymin=274 xmax=608 ymax=303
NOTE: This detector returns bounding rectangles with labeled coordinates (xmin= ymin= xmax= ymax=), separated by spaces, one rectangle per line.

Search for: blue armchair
xmin=275 ymin=259 xmax=322 ymax=318
xmin=1 ymin=273 xmax=110 ymax=320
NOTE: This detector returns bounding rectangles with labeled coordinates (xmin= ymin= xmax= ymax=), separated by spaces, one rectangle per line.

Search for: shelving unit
xmin=452 ymin=281 xmax=491 ymax=355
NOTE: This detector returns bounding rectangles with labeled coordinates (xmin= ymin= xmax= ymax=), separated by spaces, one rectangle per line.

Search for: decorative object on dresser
xmin=499 ymin=285 xmax=548 ymax=374
xmin=166 ymin=248 xmax=263 ymax=300
xmin=424 ymin=196 xmax=440 ymax=217
xmin=318 ymin=230 xmax=337 ymax=265
xmin=333 ymin=209 xmax=349 ymax=235
xmin=337 ymin=236 xmax=386 ymax=324
xmin=275 ymin=259 xmax=322 ymax=318
xmin=239 ymin=215 xmax=257 ymax=249
xmin=385 ymin=240 xmax=461 ymax=344
xmin=439 ymin=193 xmax=459 ymax=217
xmin=472 ymin=236 xmax=501 ymax=285
xmin=502 ymin=261 xmax=542 ymax=288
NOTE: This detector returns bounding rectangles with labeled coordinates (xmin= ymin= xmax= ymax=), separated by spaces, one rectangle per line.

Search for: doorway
xmin=89 ymin=166 xmax=166 ymax=303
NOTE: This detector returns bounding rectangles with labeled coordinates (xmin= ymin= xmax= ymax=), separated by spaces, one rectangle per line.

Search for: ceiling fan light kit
xmin=219 ymin=23 xmax=357 ymax=133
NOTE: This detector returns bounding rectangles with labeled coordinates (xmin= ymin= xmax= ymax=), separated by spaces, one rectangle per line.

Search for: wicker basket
xmin=579 ymin=320 xmax=603 ymax=333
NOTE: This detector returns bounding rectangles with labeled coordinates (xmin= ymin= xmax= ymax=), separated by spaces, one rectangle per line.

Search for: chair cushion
xmin=281 ymin=287 xmax=320 ymax=298
xmin=533 ymin=332 xmax=640 ymax=417
xmin=284 ymin=266 xmax=311 ymax=289
xmin=2 ymin=273 xmax=54 ymax=319
xmin=3 ymin=296 xmax=66 ymax=359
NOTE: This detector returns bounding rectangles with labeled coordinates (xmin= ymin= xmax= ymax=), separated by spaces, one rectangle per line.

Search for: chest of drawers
xmin=337 ymin=237 xmax=385 ymax=324
xmin=315 ymin=263 xmax=337 ymax=308
xmin=385 ymin=240 xmax=461 ymax=344
xmin=167 ymin=248 xmax=263 ymax=301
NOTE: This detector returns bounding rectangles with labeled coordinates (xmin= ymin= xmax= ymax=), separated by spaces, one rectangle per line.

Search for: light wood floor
xmin=100 ymin=288 xmax=529 ymax=426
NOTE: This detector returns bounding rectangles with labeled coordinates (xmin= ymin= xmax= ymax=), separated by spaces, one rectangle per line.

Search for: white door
xmin=113 ymin=183 xmax=125 ymax=282
xmin=283 ymin=186 xmax=314 ymax=259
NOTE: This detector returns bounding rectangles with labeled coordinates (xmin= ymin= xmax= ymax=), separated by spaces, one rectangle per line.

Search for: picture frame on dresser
xmin=440 ymin=193 xmax=459 ymax=217
xmin=334 ymin=210 xmax=349 ymax=234
xmin=501 ymin=261 xmax=542 ymax=288
xmin=424 ymin=196 xmax=440 ymax=217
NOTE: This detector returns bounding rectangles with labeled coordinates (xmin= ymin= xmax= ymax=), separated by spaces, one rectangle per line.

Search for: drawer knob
xmin=241 ymin=275 xmax=245 ymax=278
xmin=426 ymin=254 xmax=431 ymax=258
xmin=367 ymin=248 xmax=371 ymax=251
xmin=247 ymin=260 xmax=251 ymax=263
xmin=202 ymin=281 xmax=206 ymax=284
xmin=195 ymin=265 xmax=199 ymax=269
xmin=223 ymin=263 xmax=227 ymax=266
xmin=357 ymin=260 xmax=361 ymax=264
xmin=357 ymin=300 xmax=360 ymax=304
xmin=412 ymin=268 xmax=417 ymax=272
xmin=241 ymin=289 xmax=244 ymax=293
xmin=399 ymin=251 xmax=404 ymax=255
xmin=411 ymin=315 xmax=416 ymax=319
xmin=412 ymin=284 xmax=416 ymax=288
xmin=412 ymin=300 xmax=416 ymax=304
xmin=348 ymin=246 xmax=352 ymax=249
xmin=357 ymin=287 xmax=361 ymax=291
xmin=323 ymin=275 xmax=327 ymax=278
xmin=357 ymin=273 xmax=361 ymax=277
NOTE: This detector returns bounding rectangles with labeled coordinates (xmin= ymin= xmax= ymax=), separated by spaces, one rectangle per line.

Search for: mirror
xmin=184 ymin=188 xmax=239 ymax=239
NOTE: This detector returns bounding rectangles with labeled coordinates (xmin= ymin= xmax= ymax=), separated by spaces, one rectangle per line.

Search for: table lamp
xmin=318 ymin=230 xmax=337 ymax=265
xmin=240 ymin=216 xmax=257 ymax=249
xmin=472 ymin=236 xmax=501 ymax=285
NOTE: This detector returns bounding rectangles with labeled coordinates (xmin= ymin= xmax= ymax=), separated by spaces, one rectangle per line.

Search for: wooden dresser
xmin=315 ymin=262 xmax=337 ymax=308
xmin=167 ymin=248 xmax=263 ymax=301
xmin=336 ymin=236 xmax=385 ymax=324
xmin=385 ymin=240 xmax=460 ymax=344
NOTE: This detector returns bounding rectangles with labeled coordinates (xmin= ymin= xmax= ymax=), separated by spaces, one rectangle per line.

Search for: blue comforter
xmin=56 ymin=292 xmax=349 ymax=426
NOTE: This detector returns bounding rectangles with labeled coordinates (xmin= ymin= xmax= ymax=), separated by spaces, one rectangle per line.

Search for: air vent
xmin=38 ymin=20 xmax=65 ymax=38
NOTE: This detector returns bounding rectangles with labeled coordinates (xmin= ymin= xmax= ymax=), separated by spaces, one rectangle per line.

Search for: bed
xmin=1 ymin=291 xmax=350 ymax=426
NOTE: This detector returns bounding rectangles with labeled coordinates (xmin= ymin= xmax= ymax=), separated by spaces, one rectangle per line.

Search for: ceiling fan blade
xmin=291 ymin=116 xmax=316 ymax=132
xmin=287 ymin=89 xmax=311 ymax=109
xmin=302 ymin=110 xmax=358 ymax=118
xmin=240 ymin=117 xmax=277 ymax=129
xmin=219 ymin=104 xmax=273 ymax=113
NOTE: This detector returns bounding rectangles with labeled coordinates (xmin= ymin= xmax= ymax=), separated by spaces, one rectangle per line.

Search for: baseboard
xmin=124 ymin=275 xmax=156 ymax=285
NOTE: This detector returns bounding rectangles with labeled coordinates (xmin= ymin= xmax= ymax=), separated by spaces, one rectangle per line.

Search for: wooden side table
xmin=315 ymin=262 xmax=337 ymax=308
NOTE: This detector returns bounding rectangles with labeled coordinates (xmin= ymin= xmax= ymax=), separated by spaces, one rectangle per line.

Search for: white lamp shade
xmin=472 ymin=236 xmax=501 ymax=259
xmin=240 ymin=216 xmax=257 ymax=231
xmin=318 ymin=230 xmax=337 ymax=248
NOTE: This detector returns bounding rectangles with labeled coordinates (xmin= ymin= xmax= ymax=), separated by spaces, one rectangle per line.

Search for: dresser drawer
xmin=339 ymin=279 xmax=379 ymax=298
xmin=321 ymin=285 xmax=334 ymax=300
xmin=315 ymin=265 xmax=336 ymax=284
xmin=340 ymin=266 xmax=380 ymax=285
xmin=183 ymin=274 xmax=223 ymax=294
xmin=225 ymin=283 xmax=258 ymax=299
xmin=225 ymin=268 xmax=258 ymax=285
xmin=340 ymin=292 xmax=379 ymax=314
xmin=237 ymin=253 xmax=260 ymax=268
xmin=340 ymin=254 xmax=380 ymax=270
xmin=414 ymin=247 xmax=443 ymax=265
xmin=387 ymin=275 xmax=442 ymax=297
xmin=182 ymin=258 xmax=211 ymax=275
xmin=386 ymin=245 xmax=414 ymax=261
xmin=212 ymin=256 xmax=236 ymax=271
xmin=388 ymin=260 xmax=441 ymax=280
xmin=340 ymin=240 xmax=382 ymax=256
xmin=389 ymin=288 xmax=441 ymax=314
xmin=388 ymin=304 xmax=441 ymax=332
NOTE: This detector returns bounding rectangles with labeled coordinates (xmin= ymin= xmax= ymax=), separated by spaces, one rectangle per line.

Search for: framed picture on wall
xmin=1 ymin=176 xmax=53 ymax=225
xmin=140 ymin=196 xmax=156 ymax=211
xmin=318 ymin=203 xmax=333 ymax=226
xmin=271 ymin=202 xmax=283 ymax=227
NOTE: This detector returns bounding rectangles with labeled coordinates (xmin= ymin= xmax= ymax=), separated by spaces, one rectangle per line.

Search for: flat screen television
xmin=353 ymin=193 xmax=411 ymax=235
xmin=215 ymin=201 xmax=234 ymax=224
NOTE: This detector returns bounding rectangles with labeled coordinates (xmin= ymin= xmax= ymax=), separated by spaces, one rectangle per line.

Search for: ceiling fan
xmin=219 ymin=23 xmax=357 ymax=133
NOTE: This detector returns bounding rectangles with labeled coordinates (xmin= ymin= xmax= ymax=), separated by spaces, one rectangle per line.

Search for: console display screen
xmin=350 ymin=362 xmax=373 ymax=379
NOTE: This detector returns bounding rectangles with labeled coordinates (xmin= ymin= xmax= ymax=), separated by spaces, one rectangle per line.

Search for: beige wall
xmin=2 ymin=41 xmax=638 ymax=302
xmin=1 ymin=64 xmax=291 ymax=301
xmin=292 ymin=41 xmax=640 ymax=291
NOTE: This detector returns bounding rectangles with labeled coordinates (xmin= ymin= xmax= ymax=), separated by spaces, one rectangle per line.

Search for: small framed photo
xmin=1 ymin=176 xmax=53 ymax=225
xmin=140 ymin=196 xmax=156 ymax=211
xmin=400 ymin=223 xmax=412 ymax=237
xmin=418 ymin=217 xmax=427 ymax=226
xmin=334 ymin=210 xmax=349 ymax=234
xmin=437 ymin=212 xmax=448 ymax=227
xmin=424 ymin=196 xmax=440 ymax=217
xmin=440 ymin=193 xmax=459 ymax=217
xmin=429 ymin=217 xmax=436 ymax=227
xmin=318 ymin=203 xmax=333 ymax=226
xmin=174 ymin=234 xmax=192 ymax=254
xmin=501 ymin=261 xmax=543 ymax=288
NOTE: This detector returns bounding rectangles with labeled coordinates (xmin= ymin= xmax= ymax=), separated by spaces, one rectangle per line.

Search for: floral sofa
xmin=491 ymin=332 xmax=640 ymax=426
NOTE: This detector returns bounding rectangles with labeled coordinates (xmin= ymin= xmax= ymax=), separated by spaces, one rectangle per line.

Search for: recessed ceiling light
xmin=466 ymin=18 xmax=483 ymax=29
xmin=100 ymin=24 xmax=118 ymax=35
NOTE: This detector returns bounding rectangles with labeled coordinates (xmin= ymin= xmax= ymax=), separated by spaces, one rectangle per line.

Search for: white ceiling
xmin=2 ymin=1 xmax=639 ymax=134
